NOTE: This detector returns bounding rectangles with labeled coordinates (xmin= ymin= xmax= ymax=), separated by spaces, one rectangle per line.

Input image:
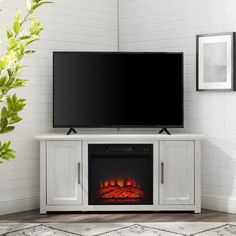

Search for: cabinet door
xmin=47 ymin=141 xmax=82 ymax=205
xmin=159 ymin=141 xmax=194 ymax=205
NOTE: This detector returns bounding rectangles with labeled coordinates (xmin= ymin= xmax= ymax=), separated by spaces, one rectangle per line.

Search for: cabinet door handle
xmin=78 ymin=163 xmax=81 ymax=184
xmin=161 ymin=162 xmax=164 ymax=184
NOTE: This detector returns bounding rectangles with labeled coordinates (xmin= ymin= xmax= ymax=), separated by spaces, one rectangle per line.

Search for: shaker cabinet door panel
xmin=159 ymin=141 xmax=195 ymax=205
xmin=47 ymin=141 xmax=82 ymax=205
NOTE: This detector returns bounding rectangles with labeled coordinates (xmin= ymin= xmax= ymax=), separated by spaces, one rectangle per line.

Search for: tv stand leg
xmin=67 ymin=128 xmax=77 ymax=135
xmin=159 ymin=128 xmax=171 ymax=135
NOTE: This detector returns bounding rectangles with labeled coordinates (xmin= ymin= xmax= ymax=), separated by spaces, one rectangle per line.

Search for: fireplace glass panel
xmin=88 ymin=144 xmax=153 ymax=205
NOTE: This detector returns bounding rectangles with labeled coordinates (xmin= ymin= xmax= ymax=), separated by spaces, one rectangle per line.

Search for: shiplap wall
xmin=2 ymin=0 xmax=236 ymax=215
xmin=0 ymin=0 xmax=118 ymax=215
xmin=119 ymin=0 xmax=236 ymax=213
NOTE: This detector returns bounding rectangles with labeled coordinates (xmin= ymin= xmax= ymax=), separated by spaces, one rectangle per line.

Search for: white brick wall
xmin=0 ymin=0 xmax=118 ymax=215
xmin=119 ymin=0 xmax=236 ymax=213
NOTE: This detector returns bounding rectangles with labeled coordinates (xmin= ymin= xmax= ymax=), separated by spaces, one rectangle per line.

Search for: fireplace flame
xmin=109 ymin=179 xmax=115 ymax=187
xmin=102 ymin=177 xmax=139 ymax=188
xmin=117 ymin=178 xmax=124 ymax=187
xmin=126 ymin=177 xmax=133 ymax=186
xmin=98 ymin=176 xmax=144 ymax=202
xmin=104 ymin=180 xmax=109 ymax=187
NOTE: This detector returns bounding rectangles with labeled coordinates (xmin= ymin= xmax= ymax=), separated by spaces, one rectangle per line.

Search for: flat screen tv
xmin=53 ymin=52 xmax=184 ymax=129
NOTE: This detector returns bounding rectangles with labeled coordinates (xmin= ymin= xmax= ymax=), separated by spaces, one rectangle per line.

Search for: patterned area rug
xmin=1 ymin=223 xmax=236 ymax=235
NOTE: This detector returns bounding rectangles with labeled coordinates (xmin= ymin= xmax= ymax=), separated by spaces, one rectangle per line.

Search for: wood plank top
xmin=35 ymin=133 xmax=205 ymax=141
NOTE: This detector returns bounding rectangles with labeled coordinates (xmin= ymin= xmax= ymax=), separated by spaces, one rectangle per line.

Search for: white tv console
xmin=35 ymin=133 xmax=204 ymax=214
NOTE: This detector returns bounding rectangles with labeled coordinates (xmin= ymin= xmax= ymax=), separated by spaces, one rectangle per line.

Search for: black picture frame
xmin=196 ymin=32 xmax=236 ymax=91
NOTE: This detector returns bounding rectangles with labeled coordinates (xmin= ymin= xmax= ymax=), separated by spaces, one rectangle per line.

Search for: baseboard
xmin=0 ymin=196 xmax=39 ymax=216
xmin=202 ymin=195 xmax=236 ymax=214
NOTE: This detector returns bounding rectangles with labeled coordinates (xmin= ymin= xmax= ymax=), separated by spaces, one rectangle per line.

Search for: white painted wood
xmin=37 ymin=134 xmax=203 ymax=213
xmin=40 ymin=141 xmax=47 ymax=214
xmin=153 ymin=141 xmax=159 ymax=209
xmin=35 ymin=133 xmax=204 ymax=141
xmin=46 ymin=141 xmax=82 ymax=205
xmin=159 ymin=141 xmax=195 ymax=205
xmin=82 ymin=141 xmax=89 ymax=207
xmin=44 ymin=204 xmax=160 ymax=212
xmin=195 ymin=141 xmax=201 ymax=213
xmin=43 ymin=204 xmax=197 ymax=212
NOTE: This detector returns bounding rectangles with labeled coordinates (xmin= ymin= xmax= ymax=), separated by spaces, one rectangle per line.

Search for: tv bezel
xmin=53 ymin=51 xmax=184 ymax=129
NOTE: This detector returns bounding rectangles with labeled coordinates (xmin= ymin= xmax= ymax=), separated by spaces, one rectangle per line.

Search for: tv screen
xmin=53 ymin=52 xmax=183 ymax=128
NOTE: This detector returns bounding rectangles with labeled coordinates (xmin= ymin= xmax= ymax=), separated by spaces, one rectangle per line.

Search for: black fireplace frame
xmin=88 ymin=144 xmax=153 ymax=205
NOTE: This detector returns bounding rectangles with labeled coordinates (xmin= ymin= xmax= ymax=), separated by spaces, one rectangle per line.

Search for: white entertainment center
xmin=36 ymin=133 xmax=204 ymax=214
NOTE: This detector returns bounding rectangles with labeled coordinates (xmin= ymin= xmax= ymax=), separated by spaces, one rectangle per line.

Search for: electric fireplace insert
xmin=88 ymin=144 xmax=153 ymax=205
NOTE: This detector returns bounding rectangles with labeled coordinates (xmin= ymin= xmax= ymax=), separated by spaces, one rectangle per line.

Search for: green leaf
xmin=5 ymin=141 xmax=11 ymax=149
xmin=19 ymin=43 xmax=25 ymax=56
xmin=13 ymin=103 xmax=25 ymax=112
xmin=0 ymin=76 xmax=7 ymax=87
xmin=8 ymin=37 xmax=17 ymax=50
xmin=0 ymin=60 xmax=6 ymax=70
xmin=6 ymin=28 xmax=13 ymax=39
xmin=1 ymin=142 xmax=7 ymax=150
xmin=5 ymin=126 xmax=15 ymax=133
xmin=18 ymin=98 xmax=26 ymax=103
xmin=6 ymin=96 xmax=13 ymax=109
xmin=0 ymin=126 xmax=15 ymax=134
xmin=0 ymin=117 xmax=8 ymax=129
xmin=25 ymin=50 xmax=36 ymax=54
xmin=7 ymin=69 xmax=12 ymax=77
xmin=32 ymin=1 xmax=53 ymax=11
xmin=1 ymin=107 xmax=8 ymax=118
xmin=19 ymin=35 xmax=31 ymax=40
xmin=13 ymin=20 xmax=21 ymax=34
xmin=6 ymin=76 xmax=16 ymax=87
xmin=27 ymin=0 xmax=32 ymax=12
xmin=5 ymin=153 xmax=15 ymax=159
xmin=15 ymin=64 xmax=23 ymax=72
xmin=8 ymin=112 xmax=17 ymax=118
xmin=12 ymin=79 xmax=27 ymax=88
xmin=15 ymin=10 xmax=21 ymax=21
xmin=26 ymin=38 xmax=39 ymax=45
xmin=9 ymin=116 xmax=22 ymax=124
xmin=3 ymin=55 xmax=11 ymax=66
xmin=12 ymin=94 xmax=17 ymax=103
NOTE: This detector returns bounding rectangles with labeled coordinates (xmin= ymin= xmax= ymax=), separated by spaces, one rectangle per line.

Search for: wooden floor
xmin=0 ymin=209 xmax=236 ymax=223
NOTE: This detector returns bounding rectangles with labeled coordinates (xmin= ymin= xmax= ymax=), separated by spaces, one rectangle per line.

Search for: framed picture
xmin=196 ymin=32 xmax=236 ymax=91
